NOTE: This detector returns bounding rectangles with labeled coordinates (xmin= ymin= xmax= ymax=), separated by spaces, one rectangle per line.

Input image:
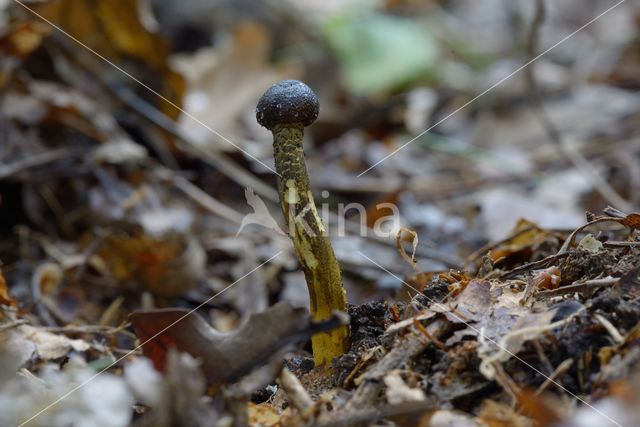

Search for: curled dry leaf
xmin=20 ymin=325 xmax=90 ymax=360
xmin=32 ymin=262 xmax=63 ymax=296
xmin=396 ymin=227 xmax=420 ymax=271
xmin=129 ymin=301 xmax=348 ymax=385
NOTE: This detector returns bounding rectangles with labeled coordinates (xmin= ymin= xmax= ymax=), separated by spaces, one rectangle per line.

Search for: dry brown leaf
xmin=129 ymin=301 xmax=347 ymax=385
xmin=34 ymin=0 xmax=184 ymax=119
xmin=491 ymin=219 xmax=555 ymax=264
xmin=620 ymin=213 xmax=640 ymax=229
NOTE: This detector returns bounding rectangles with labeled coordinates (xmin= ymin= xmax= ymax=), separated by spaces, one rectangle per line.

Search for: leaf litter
xmin=1 ymin=0 xmax=640 ymax=426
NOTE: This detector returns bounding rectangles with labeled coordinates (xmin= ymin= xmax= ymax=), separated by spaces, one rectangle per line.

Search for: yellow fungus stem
xmin=272 ymin=124 xmax=349 ymax=366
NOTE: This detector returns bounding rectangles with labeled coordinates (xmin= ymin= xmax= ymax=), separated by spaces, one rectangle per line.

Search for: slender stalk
xmin=272 ymin=124 xmax=349 ymax=366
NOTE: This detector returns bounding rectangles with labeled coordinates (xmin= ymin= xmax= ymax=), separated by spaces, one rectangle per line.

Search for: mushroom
xmin=256 ymin=80 xmax=349 ymax=366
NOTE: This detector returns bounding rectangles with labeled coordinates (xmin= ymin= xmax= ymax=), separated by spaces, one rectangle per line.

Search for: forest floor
xmin=1 ymin=1 xmax=640 ymax=426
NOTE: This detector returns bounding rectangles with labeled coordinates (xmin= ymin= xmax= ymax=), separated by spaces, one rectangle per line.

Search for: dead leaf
xmin=490 ymin=219 xmax=556 ymax=265
xmin=478 ymin=307 xmax=573 ymax=380
xmin=0 ymin=20 xmax=50 ymax=89
xmin=129 ymin=301 xmax=347 ymax=385
xmin=20 ymin=325 xmax=90 ymax=360
xmin=620 ymin=213 xmax=640 ymax=229
xmin=34 ymin=0 xmax=184 ymax=119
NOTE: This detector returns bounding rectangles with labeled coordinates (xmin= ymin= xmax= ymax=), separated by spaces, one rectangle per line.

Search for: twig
xmin=278 ymin=368 xmax=313 ymax=414
xmin=71 ymin=231 xmax=106 ymax=282
xmin=0 ymin=319 xmax=29 ymax=332
xmin=155 ymin=167 xmax=244 ymax=225
xmin=535 ymin=358 xmax=573 ymax=395
xmin=520 ymin=275 xmax=537 ymax=307
xmin=557 ymin=216 xmax=626 ymax=254
xmin=594 ymin=314 xmax=624 ymax=344
xmin=533 ymin=339 xmax=554 ymax=376
xmin=43 ymin=323 xmax=135 ymax=339
xmin=492 ymin=362 xmax=520 ymax=407
xmin=99 ymin=296 xmax=125 ymax=326
xmin=603 ymin=241 xmax=640 ymax=248
xmin=500 ymin=253 xmax=568 ymax=279
xmin=0 ymin=147 xmax=84 ymax=180
xmin=412 ymin=317 xmax=446 ymax=350
xmin=537 ymin=277 xmax=618 ymax=299
xmin=602 ymin=206 xmax=628 ymax=218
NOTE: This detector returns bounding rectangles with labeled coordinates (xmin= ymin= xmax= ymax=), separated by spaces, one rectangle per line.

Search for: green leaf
xmin=323 ymin=12 xmax=438 ymax=95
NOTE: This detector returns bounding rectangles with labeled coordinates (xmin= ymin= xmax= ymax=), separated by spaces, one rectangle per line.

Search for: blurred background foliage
xmin=1 ymin=0 xmax=640 ymax=425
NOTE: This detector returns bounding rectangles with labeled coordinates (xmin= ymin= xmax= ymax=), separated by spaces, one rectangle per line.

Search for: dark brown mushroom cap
xmin=256 ymin=80 xmax=319 ymax=130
